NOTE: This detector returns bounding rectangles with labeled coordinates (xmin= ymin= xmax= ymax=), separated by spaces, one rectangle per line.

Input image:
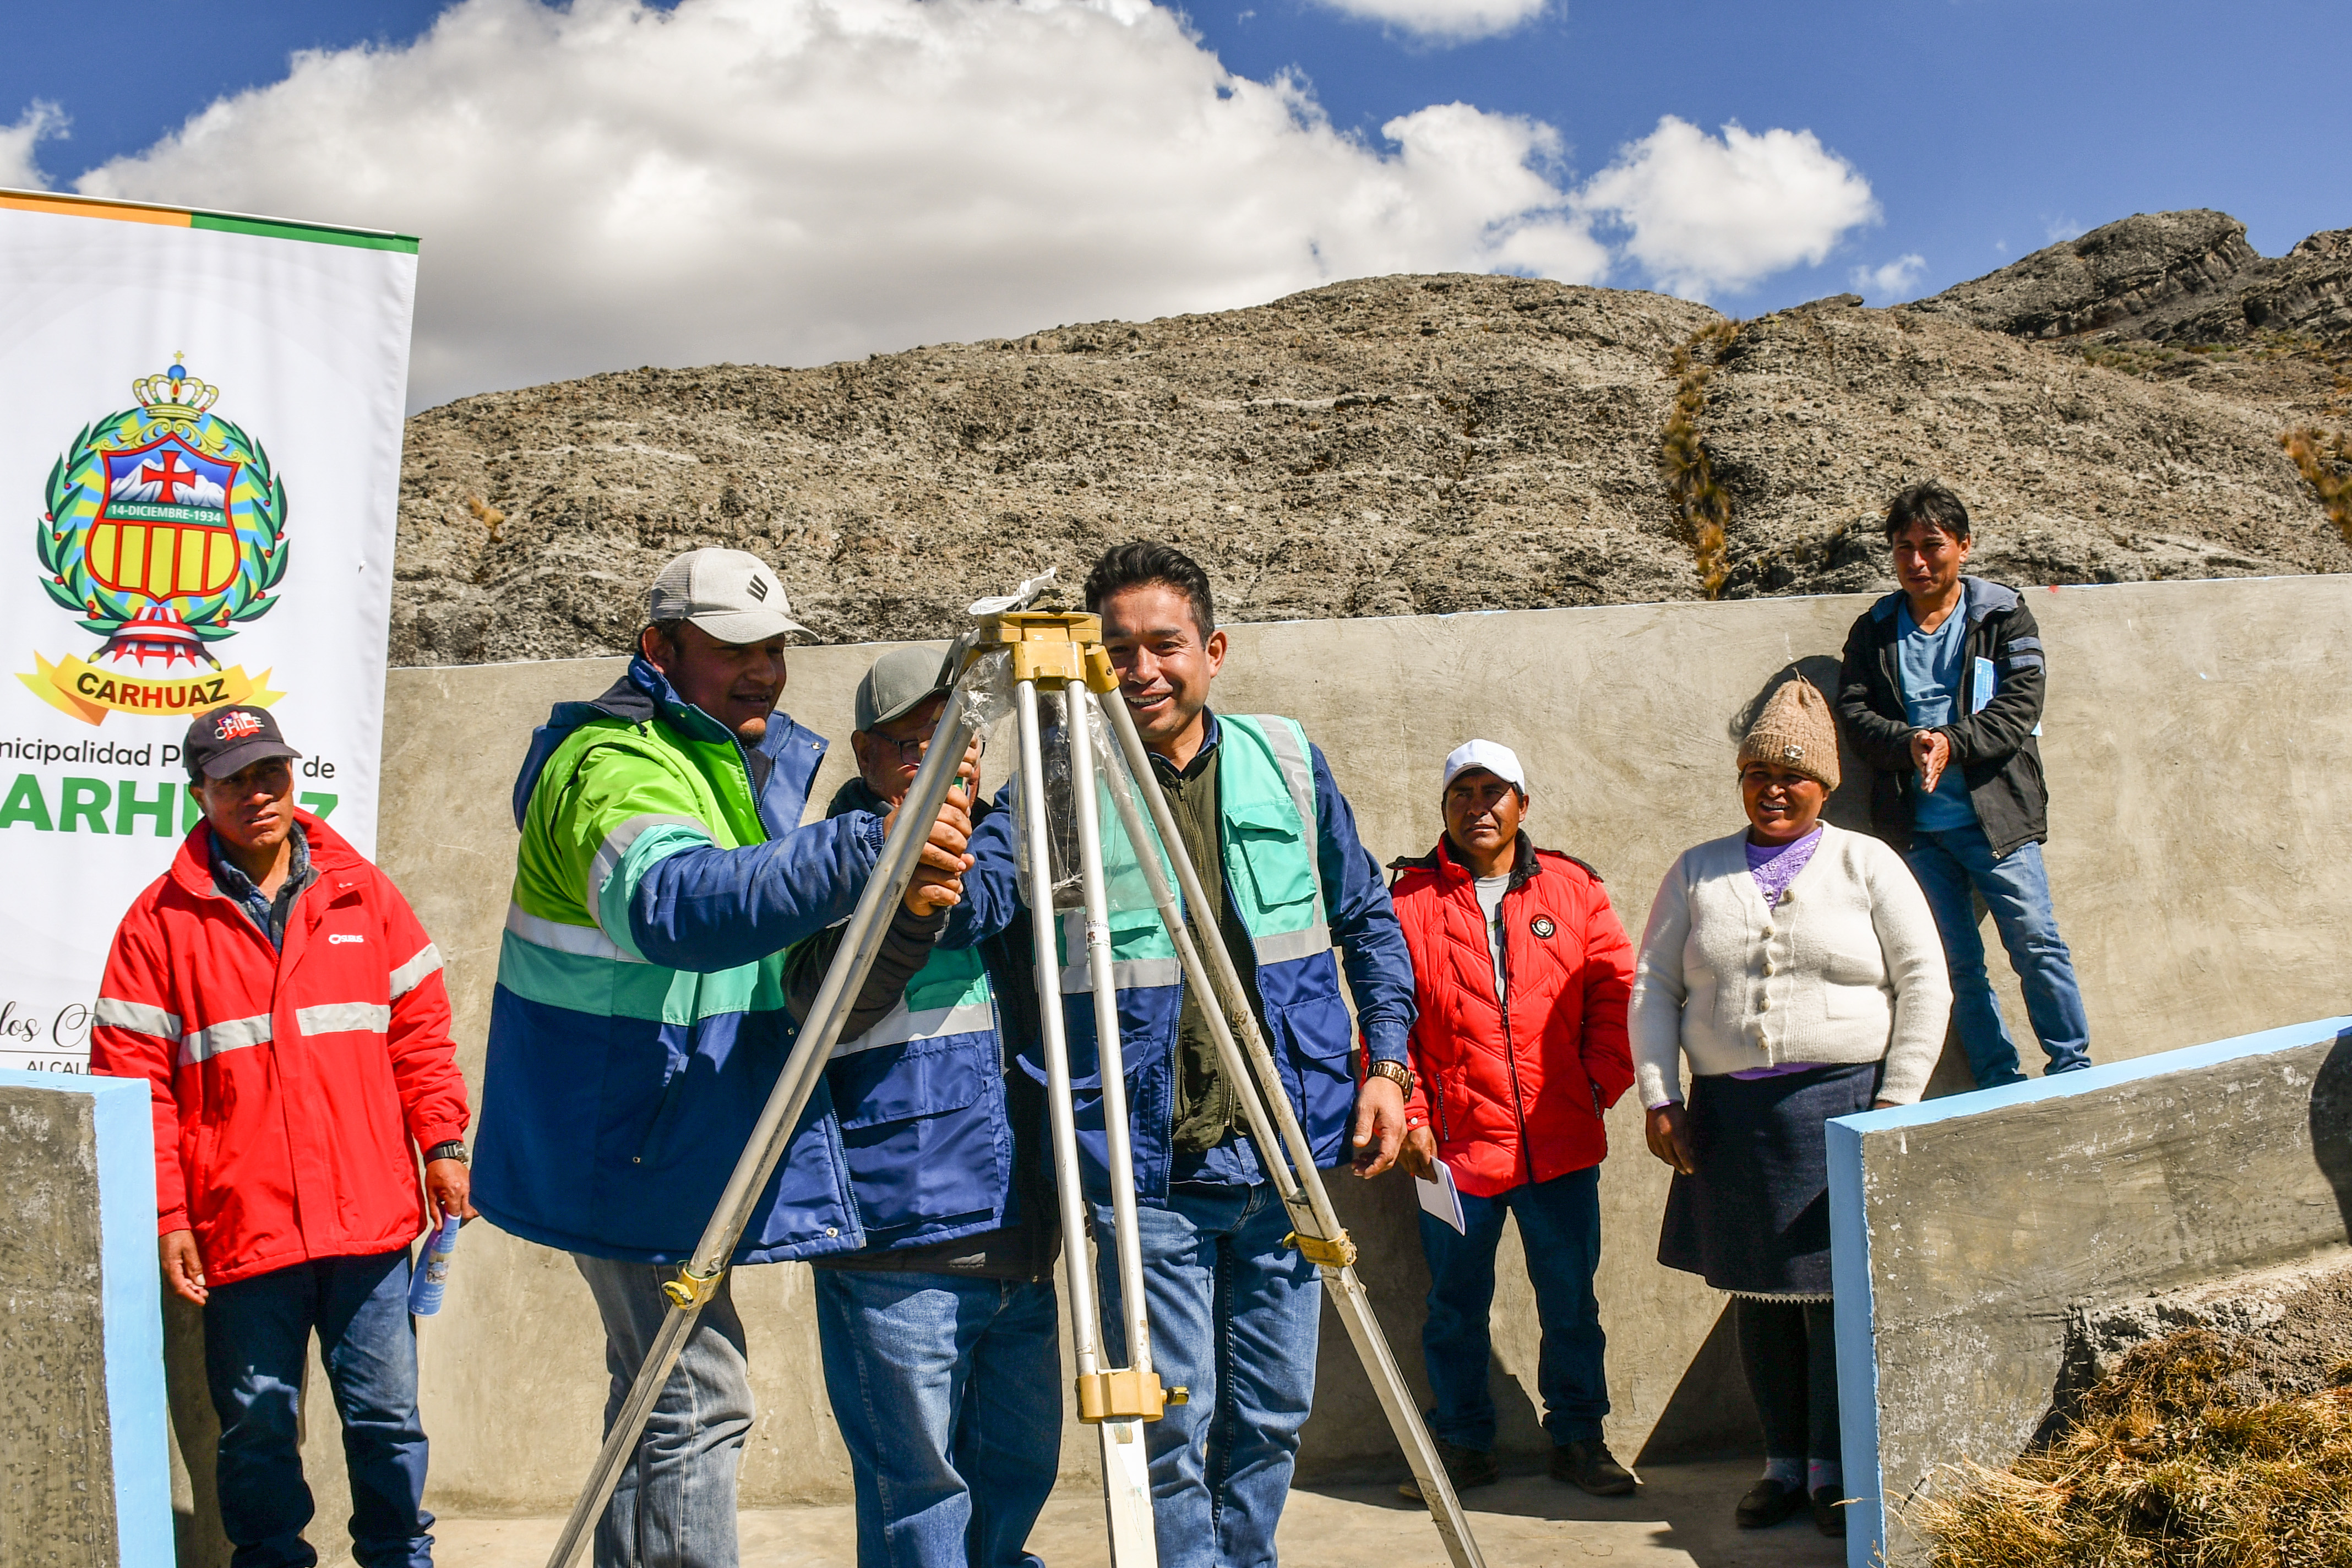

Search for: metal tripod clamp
xmin=1075 ymin=1369 xmax=1190 ymax=1424
xmin=1284 ymin=1230 xmax=1359 ymax=1268
xmin=660 ymin=1264 xmax=727 ymax=1310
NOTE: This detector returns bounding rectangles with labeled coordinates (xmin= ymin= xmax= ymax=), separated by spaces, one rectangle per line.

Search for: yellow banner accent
xmin=15 ymin=651 xmax=284 ymax=727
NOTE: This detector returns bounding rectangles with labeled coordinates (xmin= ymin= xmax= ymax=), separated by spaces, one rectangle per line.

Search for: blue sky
xmin=9 ymin=0 xmax=2343 ymax=406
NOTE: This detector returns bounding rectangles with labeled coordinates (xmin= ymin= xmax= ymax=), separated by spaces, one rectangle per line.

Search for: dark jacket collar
xmin=1389 ymin=830 xmax=1539 ymax=891
xmin=1147 ymin=710 xmax=1222 ymax=782
xmin=1869 ymin=574 xmax=2019 ymax=630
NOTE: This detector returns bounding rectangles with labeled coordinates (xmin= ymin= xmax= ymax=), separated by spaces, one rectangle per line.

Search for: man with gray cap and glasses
xmin=780 ymin=643 xmax=1063 ymax=1568
xmin=475 ymin=550 xmax=979 ymax=1568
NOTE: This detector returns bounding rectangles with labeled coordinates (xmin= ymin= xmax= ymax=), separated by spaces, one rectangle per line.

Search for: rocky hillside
xmin=392 ymin=213 xmax=2352 ymax=665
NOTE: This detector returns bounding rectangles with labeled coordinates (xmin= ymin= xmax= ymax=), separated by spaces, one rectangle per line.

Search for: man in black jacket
xmin=1833 ymin=483 xmax=2092 ymax=1088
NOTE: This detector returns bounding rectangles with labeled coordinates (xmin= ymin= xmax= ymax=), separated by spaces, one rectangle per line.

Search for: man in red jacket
xmin=1389 ymin=740 xmax=1638 ymax=1501
xmin=90 ymin=705 xmax=471 ymax=1568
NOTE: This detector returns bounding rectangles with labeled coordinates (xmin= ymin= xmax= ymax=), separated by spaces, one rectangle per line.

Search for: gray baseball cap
xmin=854 ymin=646 xmax=952 ymax=732
xmin=647 ymin=548 xmax=810 ymax=644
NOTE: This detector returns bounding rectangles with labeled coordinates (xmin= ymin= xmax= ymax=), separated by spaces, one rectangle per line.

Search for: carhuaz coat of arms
xmin=20 ymin=358 xmax=288 ymax=725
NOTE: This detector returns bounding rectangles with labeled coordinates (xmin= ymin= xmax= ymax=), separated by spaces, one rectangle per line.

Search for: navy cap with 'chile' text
xmin=184 ymin=704 xmax=302 ymax=782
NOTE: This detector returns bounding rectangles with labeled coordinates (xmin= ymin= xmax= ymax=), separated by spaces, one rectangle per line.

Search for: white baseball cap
xmin=647 ymin=548 xmax=810 ymax=644
xmin=1440 ymin=739 xmax=1528 ymax=796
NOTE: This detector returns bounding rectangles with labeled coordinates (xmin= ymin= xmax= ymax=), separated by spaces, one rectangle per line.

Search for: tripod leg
xmin=1066 ymin=682 xmax=1155 ymax=1375
xmin=540 ymin=684 xmax=985 ymax=1568
xmin=1013 ymin=678 xmax=1158 ymax=1567
xmin=1090 ymin=693 xmax=1490 ymax=1568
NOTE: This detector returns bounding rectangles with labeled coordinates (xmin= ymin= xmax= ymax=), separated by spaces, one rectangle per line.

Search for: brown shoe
xmin=1550 ymin=1439 xmax=1637 ymax=1496
xmin=1398 ymin=1440 xmax=1500 ymax=1502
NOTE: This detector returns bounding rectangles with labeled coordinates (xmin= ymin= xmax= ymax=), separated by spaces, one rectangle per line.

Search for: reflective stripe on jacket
xmin=476 ymin=655 xmax=883 ymax=1266
xmin=948 ymin=710 xmax=1415 ymax=1200
xmin=1389 ymin=834 xmax=1635 ymax=1199
xmin=825 ymin=914 xmax=1014 ymax=1253
xmin=89 ymin=810 xmax=469 ymax=1286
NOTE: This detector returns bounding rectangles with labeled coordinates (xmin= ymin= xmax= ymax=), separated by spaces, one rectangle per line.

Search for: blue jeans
xmin=573 ymin=1254 xmax=755 ymax=1568
xmin=1092 ymin=1183 xmax=1320 ymax=1568
xmin=813 ymin=1269 xmax=1062 ymax=1568
xmin=1903 ymin=826 xmax=2093 ymax=1087
xmin=200 ymin=1249 xmax=431 ymax=1568
xmin=1417 ymin=1165 xmax=1608 ymax=1451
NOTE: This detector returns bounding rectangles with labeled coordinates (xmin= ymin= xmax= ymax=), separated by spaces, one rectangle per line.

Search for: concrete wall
xmin=1828 ymin=1014 xmax=2352 ymax=1567
xmin=2 ymin=1069 xmax=172 ymax=1568
xmin=165 ymin=573 xmax=2352 ymax=1546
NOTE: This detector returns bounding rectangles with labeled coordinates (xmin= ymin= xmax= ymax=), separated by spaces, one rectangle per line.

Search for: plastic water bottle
xmin=407 ymin=1215 xmax=460 ymax=1316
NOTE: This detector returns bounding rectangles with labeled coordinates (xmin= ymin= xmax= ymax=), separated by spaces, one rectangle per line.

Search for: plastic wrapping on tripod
xmin=1008 ymin=685 xmax=1165 ymax=918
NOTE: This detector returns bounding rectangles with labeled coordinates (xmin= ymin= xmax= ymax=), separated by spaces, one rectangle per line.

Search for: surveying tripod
xmin=543 ymin=580 xmax=1487 ymax=1568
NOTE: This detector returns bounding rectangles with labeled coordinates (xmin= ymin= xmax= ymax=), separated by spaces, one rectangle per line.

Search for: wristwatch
xmin=1365 ymin=1059 xmax=1413 ymax=1097
xmin=424 ymin=1141 xmax=469 ymax=1165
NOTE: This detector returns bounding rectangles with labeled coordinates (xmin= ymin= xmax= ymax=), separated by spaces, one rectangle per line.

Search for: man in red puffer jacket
xmin=1387 ymin=739 xmax=1637 ymax=1503
xmin=90 ymin=705 xmax=470 ymax=1568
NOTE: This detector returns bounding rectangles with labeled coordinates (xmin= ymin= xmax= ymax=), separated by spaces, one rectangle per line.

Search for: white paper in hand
xmin=1415 ymin=1159 xmax=1467 ymax=1235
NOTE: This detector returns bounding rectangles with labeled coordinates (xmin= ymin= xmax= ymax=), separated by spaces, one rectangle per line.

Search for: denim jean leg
xmin=814 ymin=1268 xmax=1035 ymax=1568
xmin=313 ymin=1251 xmax=433 ymax=1568
xmin=1093 ymin=1191 xmax=1227 ymax=1568
xmin=1903 ymin=834 xmax=2026 ymax=1087
xmin=1959 ymin=837 xmax=2093 ymax=1074
xmin=203 ymin=1263 xmax=323 ymax=1568
xmin=1507 ymin=1168 xmax=1610 ymax=1446
xmin=953 ymin=1280 xmax=1061 ymax=1568
xmin=573 ymin=1254 xmax=754 ymax=1568
xmin=1415 ymin=1190 xmax=1511 ymax=1451
xmin=1205 ymin=1184 xmax=1320 ymax=1568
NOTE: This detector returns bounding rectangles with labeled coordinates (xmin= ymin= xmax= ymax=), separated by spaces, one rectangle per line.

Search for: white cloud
xmin=1576 ymin=116 xmax=1877 ymax=299
xmin=0 ymin=100 xmax=65 ymax=189
xmin=68 ymin=4 xmax=1866 ymax=408
xmin=75 ymin=0 xmax=1605 ymax=409
xmin=1852 ymin=252 xmax=1926 ymax=300
xmin=2044 ymin=216 xmax=2086 ymax=244
xmin=1304 ymin=0 xmax=1547 ymax=45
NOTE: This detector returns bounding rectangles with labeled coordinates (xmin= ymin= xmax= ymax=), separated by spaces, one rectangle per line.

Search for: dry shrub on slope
xmin=1918 ymin=1329 xmax=2352 ymax=1567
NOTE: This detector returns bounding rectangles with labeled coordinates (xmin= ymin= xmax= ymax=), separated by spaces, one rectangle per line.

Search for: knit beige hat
xmin=1738 ymin=676 xmax=1841 ymax=790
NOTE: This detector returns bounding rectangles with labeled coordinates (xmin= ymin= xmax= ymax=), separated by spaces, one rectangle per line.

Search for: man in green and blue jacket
xmin=474 ymin=549 xmax=977 ymax=1568
xmin=945 ymin=541 xmax=1415 ymax=1568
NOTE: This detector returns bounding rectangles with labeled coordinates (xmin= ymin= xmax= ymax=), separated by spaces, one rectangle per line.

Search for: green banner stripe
xmin=189 ymin=213 xmax=420 ymax=253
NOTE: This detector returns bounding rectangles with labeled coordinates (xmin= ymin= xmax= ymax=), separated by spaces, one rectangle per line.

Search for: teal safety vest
xmin=1041 ymin=714 xmax=1357 ymax=1200
xmin=1052 ymin=714 xmax=1331 ymax=990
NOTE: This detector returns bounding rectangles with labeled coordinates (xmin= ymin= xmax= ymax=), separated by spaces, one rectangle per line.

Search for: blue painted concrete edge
xmin=1823 ymin=1013 xmax=2352 ymax=1568
xmin=1 ymin=1069 xmax=172 ymax=1565
xmin=1827 ymin=1116 xmax=1879 ymax=1568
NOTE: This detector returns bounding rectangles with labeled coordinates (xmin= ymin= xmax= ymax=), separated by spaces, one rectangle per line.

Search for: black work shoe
xmin=1811 ymin=1485 xmax=1847 ymax=1537
xmin=1734 ymin=1478 xmax=1805 ymax=1529
xmin=1397 ymin=1440 xmax=1500 ymax=1502
xmin=1550 ymin=1439 xmax=1637 ymax=1495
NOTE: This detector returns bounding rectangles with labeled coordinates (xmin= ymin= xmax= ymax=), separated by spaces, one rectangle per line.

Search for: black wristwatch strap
xmin=424 ymin=1141 xmax=469 ymax=1164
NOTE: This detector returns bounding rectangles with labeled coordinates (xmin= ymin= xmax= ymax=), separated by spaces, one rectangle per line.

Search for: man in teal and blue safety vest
xmin=946 ymin=541 xmax=1417 ymax=1568
xmin=781 ymin=644 xmax=1063 ymax=1568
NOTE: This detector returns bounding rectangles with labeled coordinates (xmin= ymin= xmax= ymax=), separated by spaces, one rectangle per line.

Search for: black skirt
xmin=1656 ymin=1061 xmax=1881 ymax=1299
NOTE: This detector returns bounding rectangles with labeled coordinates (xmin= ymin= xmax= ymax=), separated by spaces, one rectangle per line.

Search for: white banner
xmin=0 ymin=191 xmax=416 ymax=1072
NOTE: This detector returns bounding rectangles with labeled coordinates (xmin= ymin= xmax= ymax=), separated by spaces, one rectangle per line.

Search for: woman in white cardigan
xmin=1630 ymin=677 xmax=1950 ymax=1538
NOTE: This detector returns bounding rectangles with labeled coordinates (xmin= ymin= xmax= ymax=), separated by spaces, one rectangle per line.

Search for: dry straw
xmin=1914 ymin=1328 xmax=2352 ymax=1567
